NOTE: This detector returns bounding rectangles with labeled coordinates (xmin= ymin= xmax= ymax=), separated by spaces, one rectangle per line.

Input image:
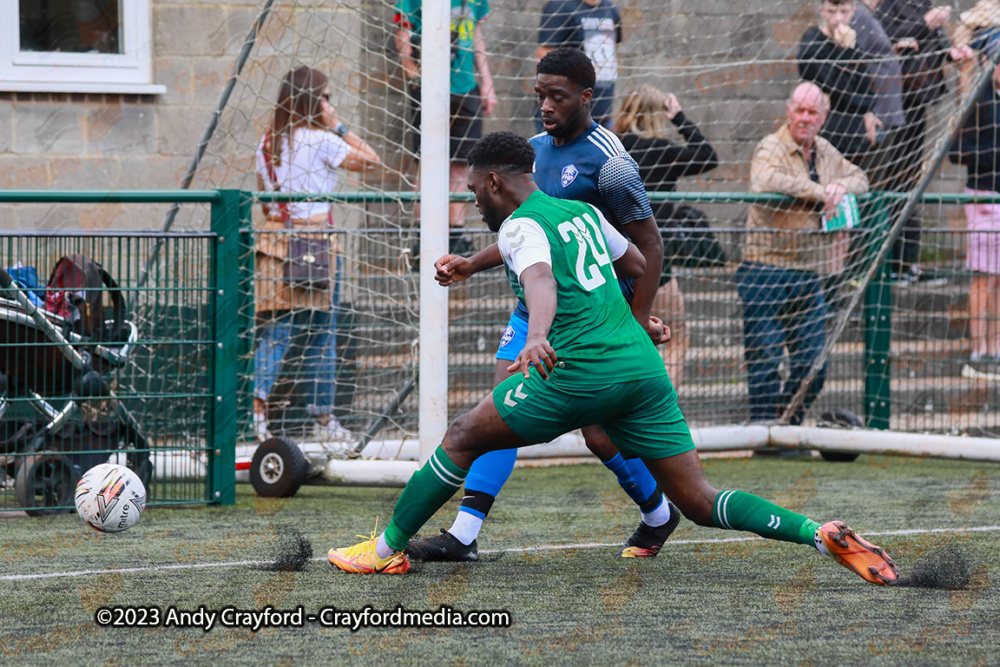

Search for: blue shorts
xmin=495 ymin=311 xmax=528 ymax=361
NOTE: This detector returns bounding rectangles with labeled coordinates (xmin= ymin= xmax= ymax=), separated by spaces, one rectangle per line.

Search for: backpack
xmin=45 ymin=254 xmax=126 ymax=342
xmin=660 ymin=205 xmax=728 ymax=270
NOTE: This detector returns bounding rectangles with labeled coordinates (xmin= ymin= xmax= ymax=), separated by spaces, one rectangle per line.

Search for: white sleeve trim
xmin=498 ymin=217 xmax=551 ymax=281
xmin=588 ymin=204 xmax=629 ymax=261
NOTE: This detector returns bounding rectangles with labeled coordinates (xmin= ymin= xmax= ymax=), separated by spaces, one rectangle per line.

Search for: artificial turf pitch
xmin=1 ymin=455 xmax=998 ymax=665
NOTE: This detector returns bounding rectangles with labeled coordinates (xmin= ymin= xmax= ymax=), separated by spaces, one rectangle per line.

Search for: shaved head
xmin=789 ymin=81 xmax=829 ymax=114
xmin=785 ymin=81 xmax=829 ymax=148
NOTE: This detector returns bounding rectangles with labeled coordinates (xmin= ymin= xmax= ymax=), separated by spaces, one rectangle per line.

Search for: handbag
xmin=262 ymin=131 xmax=332 ymax=291
xmin=285 ymin=222 xmax=331 ymax=291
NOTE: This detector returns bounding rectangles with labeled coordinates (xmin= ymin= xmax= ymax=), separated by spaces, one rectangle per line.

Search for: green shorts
xmin=492 ymin=369 xmax=695 ymax=460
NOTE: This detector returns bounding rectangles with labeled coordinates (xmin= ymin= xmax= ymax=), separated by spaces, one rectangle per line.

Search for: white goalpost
xmin=416 ymin=0 xmax=452 ymax=466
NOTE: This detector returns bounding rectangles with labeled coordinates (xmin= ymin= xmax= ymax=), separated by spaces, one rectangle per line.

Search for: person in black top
xmin=874 ymin=0 xmax=974 ymax=281
xmin=615 ymin=85 xmax=719 ymax=390
xmin=536 ymin=0 xmax=622 ymax=128
xmin=797 ymin=0 xmax=879 ymax=163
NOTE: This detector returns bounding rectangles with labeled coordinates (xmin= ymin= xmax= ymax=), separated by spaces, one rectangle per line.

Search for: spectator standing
xmin=536 ymin=0 xmax=622 ymax=128
xmin=254 ymin=66 xmax=380 ymax=442
xmin=797 ymin=0 xmax=879 ymax=163
xmin=851 ymin=0 xmax=906 ymax=156
xmin=833 ymin=0 xmax=906 ymax=292
xmin=394 ymin=0 xmax=498 ymax=253
xmin=874 ymin=0 xmax=974 ymax=282
xmin=615 ymin=86 xmax=719 ymax=390
xmin=953 ymin=1 xmax=1000 ymax=98
xmin=739 ymin=82 xmax=869 ymax=425
xmin=950 ymin=61 xmax=1000 ymax=380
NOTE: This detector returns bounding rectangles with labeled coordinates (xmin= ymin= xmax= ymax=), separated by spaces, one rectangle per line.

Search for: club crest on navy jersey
xmin=560 ymin=164 xmax=579 ymax=188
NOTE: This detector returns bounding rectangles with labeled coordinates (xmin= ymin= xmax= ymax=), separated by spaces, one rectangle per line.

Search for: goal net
xmin=172 ymin=0 xmax=1000 ymax=464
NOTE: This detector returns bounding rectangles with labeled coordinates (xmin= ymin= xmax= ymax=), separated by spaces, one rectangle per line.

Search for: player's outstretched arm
xmin=617 ymin=215 xmax=664 ymax=339
xmin=612 ymin=241 xmax=645 ymax=280
xmin=595 ymin=155 xmax=664 ymax=339
xmin=434 ymin=243 xmax=503 ymax=286
xmin=509 ymin=262 xmax=558 ymax=379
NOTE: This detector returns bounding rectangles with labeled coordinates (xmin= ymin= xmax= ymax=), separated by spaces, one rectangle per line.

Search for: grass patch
xmin=1 ymin=455 xmax=998 ymax=665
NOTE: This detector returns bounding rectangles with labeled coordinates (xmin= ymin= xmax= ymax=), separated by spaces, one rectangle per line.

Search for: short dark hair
xmin=467 ymin=131 xmax=535 ymax=174
xmin=537 ymin=47 xmax=596 ymax=91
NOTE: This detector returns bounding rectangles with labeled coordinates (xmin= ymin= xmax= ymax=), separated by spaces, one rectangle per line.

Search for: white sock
xmin=449 ymin=510 xmax=484 ymax=546
xmin=640 ymin=495 xmax=671 ymax=527
xmin=375 ymin=533 xmax=396 ymax=559
xmin=813 ymin=529 xmax=830 ymax=557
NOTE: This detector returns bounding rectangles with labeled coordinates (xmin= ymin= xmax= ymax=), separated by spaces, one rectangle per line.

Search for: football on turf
xmin=75 ymin=464 xmax=146 ymax=533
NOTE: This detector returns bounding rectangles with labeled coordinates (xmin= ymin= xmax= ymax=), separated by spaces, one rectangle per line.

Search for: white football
xmin=75 ymin=463 xmax=146 ymax=533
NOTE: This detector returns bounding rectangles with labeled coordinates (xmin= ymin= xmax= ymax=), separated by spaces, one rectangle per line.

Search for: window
xmin=0 ymin=0 xmax=165 ymax=94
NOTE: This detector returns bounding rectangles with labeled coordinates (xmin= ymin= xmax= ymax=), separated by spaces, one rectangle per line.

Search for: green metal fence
xmin=0 ymin=190 xmax=245 ymax=514
xmin=248 ymin=188 xmax=1000 ymax=440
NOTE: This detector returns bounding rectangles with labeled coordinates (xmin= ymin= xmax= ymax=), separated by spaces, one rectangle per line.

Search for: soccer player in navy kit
xmin=408 ymin=48 xmax=678 ymax=562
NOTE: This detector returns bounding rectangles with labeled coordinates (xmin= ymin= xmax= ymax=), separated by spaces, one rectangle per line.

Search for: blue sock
xmin=449 ymin=449 xmax=518 ymax=545
xmin=603 ymin=454 xmax=660 ymax=507
xmin=465 ymin=448 xmax=518 ymax=497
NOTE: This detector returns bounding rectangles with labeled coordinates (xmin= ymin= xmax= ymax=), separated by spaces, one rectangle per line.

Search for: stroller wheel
xmin=250 ymin=437 xmax=307 ymax=498
xmin=15 ymin=452 xmax=80 ymax=516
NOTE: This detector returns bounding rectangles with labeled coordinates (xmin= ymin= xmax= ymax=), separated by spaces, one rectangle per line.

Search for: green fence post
xmin=208 ymin=189 xmax=247 ymax=504
xmin=238 ymin=200 xmax=255 ymax=448
xmin=864 ymin=192 xmax=893 ymax=429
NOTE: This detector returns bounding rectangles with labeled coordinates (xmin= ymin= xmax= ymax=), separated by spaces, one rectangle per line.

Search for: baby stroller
xmin=0 ymin=255 xmax=151 ymax=516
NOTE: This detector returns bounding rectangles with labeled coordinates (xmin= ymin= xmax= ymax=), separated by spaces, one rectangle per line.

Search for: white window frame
xmin=0 ymin=0 xmax=165 ymax=94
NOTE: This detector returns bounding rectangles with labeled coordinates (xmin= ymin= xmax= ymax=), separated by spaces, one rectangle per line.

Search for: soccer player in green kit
xmin=327 ymin=131 xmax=898 ymax=586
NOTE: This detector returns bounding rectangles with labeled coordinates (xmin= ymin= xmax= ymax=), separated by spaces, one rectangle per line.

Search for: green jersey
xmin=497 ymin=190 xmax=665 ymax=387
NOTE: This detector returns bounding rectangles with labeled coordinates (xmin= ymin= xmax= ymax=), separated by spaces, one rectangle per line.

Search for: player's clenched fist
xmin=434 ymin=254 xmax=476 ymax=286
xmin=646 ymin=315 xmax=671 ymax=345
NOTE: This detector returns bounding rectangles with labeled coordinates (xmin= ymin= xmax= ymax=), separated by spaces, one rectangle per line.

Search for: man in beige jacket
xmin=738 ymin=81 xmax=869 ymax=425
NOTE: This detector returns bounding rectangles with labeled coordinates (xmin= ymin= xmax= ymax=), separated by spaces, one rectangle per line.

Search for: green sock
xmin=383 ymin=446 xmax=468 ymax=551
xmin=713 ymin=490 xmax=821 ymax=547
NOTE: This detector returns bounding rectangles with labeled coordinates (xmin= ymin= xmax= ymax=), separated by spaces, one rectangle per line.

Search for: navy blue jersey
xmin=530 ymin=122 xmax=651 ymax=225
xmin=511 ymin=122 xmax=652 ymax=320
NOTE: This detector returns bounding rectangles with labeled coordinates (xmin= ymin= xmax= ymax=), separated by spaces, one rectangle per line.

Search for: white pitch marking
xmin=1 ymin=559 xmax=273 ymax=581
xmin=3 ymin=525 xmax=997 ymax=582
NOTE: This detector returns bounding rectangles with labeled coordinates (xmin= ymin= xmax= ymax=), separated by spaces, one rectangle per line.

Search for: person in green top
xmin=394 ymin=0 xmax=498 ymax=251
xmin=327 ymin=131 xmax=899 ymax=589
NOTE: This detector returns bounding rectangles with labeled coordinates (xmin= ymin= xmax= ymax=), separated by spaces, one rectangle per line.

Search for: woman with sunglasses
xmin=253 ymin=66 xmax=380 ymax=443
